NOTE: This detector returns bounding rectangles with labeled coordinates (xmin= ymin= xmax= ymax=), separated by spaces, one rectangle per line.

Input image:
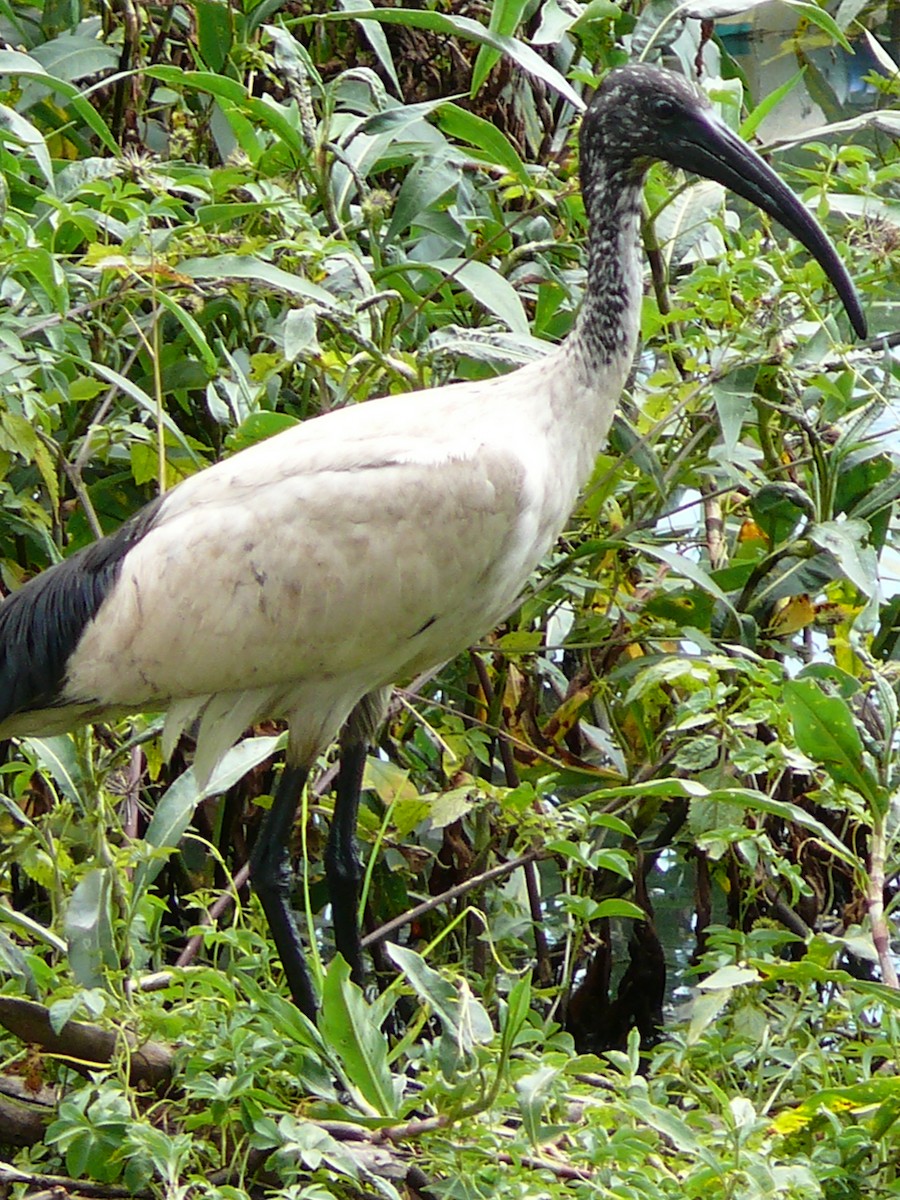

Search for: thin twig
xmin=361 ymin=849 xmax=544 ymax=949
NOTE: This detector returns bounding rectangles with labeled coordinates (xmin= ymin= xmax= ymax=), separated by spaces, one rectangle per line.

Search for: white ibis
xmin=0 ymin=66 xmax=866 ymax=1018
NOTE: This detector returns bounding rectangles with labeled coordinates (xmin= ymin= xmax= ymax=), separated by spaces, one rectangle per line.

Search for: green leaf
xmin=28 ymin=736 xmax=84 ymax=804
xmin=338 ymin=0 xmax=402 ymax=96
xmin=431 ymin=258 xmax=529 ymax=334
xmin=30 ymin=29 xmax=119 ymax=83
xmin=699 ymin=965 xmax=762 ymax=990
xmin=65 ymin=868 xmax=117 ymax=988
xmin=180 ymin=253 xmax=334 ymax=306
xmin=436 ymin=102 xmax=530 ymax=184
xmin=808 ymin=519 xmax=879 ymax=598
xmin=751 ymin=482 xmax=814 ymax=547
xmin=0 ymin=49 xmax=118 ymax=153
xmin=515 ymin=1064 xmax=559 ymax=1147
xmin=500 ymin=971 xmax=533 ymax=1056
xmin=196 ymin=0 xmax=232 ymax=72
xmin=740 ymin=68 xmax=806 ymax=141
xmin=319 ymin=957 xmax=399 ymax=1117
xmin=83 ymin=362 xmax=202 ymax=463
xmin=133 ymin=735 xmax=283 ymax=899
xmin=785 ymin=0 xmax=853 ymax=51
xmin=0 ymin=103 xmax=53 ymax=186
xmin=386 ymin=943 xmax=493 ymax=1065
xmin=155 ymin=291 xmax=218 ymax=375
xmin=634 ymin=542 xmax=740 ymax=626
xmin=144 ymin=66 xmax=305 ymax=159
xmin=784 ymin=679 xmax=882 ymax=809
xmin=303 ymin=8 xmax=582 ymax=109
xmin=470 ymin=0 xmax=530 ymax=96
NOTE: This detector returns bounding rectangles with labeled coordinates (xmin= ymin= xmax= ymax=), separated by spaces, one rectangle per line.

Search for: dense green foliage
xmin=0 ymin=1 xmax=899 ymax=1196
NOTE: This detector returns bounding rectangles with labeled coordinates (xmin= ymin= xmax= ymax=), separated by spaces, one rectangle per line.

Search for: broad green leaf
xmin=784 ymin=679 xmax=882 ymax=809
xmin=699 ymin=965 xmax=762 ymax=990
xmin=773 ymin=1079 xmax=900 ymax=1133
xmin=627 ymin=1098 xmax=702 ymax=1153
xmin=0 ymin=50 xmax=117 ymax=153
xmin=28 ymin=736 xmax=83 ymax=804
xmin=741 ymin=68 xmax=806 ymax=140
xmin=84 ymin=362 xmax=201 ymax=463
xmin=431 ymin=258 xmax=528 ymax=334
xmin=154 ymin=292 xmax=218 ymax=375
xmin=0 ymin=103 xmax=53 ymax=186
xmin=750 ymin=482 xmax=813 ymax=547
xmin=598 ymin=777 xmax=860 ymax=863
xmin=319 ymin=956 xmax=399 ymax=1117
xmin=360 ymin=96 xmax=447 ymax=137
xmin=785 ymin=0 xmax=853 ymax=51
xmin=515 ymin=1064 xmax=559 ymax=1147
xmin=748 ymin=552 xmax=837 ymax=614
xmin=65 ymin=868 xmax=117 ymax=988
xmin=808 ymin=519 xmax=879 ymax=598
xmin=386 ymin=943 xmax=493 ymax=1058
xmin=0 ymin=928 xmax=36 ymax=995
xmin=196 ymin=0 xmax=232 ymax=72
xmin=634 ymin=542 xmax=740 ymax=625
xmin=30 ymin=29 xmax=119 ymax=83
xmin=388 ymin=155 xmax=459 ymax=239
xmin=436 ymin=102 xmax=530 ymax=184
xmin=711 ymin=367 xmax=757 ymax=458
xmin=501 ymin=971 xmax=533 ymax=1055
xmin=561 ymin=895 xmax=646 ymax=921
xmin=0 ymin=905 xmax=67 ymax=954
xmin=144 ymin=66 xmax=305 ymax=159
xmin=657 ymin=179 xmax=726 ymax=269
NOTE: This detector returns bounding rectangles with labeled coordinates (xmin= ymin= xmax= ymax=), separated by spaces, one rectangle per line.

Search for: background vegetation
xmin=0 ymin=0 xmax=898 ymax=1196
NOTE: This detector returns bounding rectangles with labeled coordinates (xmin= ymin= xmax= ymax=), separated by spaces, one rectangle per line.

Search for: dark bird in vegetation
xmin=0 ymin=66 xmax=866 ymax=1018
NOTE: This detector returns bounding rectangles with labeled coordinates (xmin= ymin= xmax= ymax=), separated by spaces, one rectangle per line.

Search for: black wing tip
xmin=0 ymin=494 xmax=165 ymax=730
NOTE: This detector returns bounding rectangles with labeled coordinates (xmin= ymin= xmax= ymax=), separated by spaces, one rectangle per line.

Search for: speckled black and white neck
xmin=565 ymin=67 xmax=710 ymax=374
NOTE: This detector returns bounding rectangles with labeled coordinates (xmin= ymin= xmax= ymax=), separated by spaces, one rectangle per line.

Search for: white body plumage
xmin=0 ymin=322 xmax=637 ymax=780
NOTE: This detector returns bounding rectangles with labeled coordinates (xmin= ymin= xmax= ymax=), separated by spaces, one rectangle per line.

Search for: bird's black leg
xmin=324 ymin=737 xmax=367 ymax=986
xmin=249 ymin=764 xmax=317 ymax=1019
xmin=323 ymin=688 xmax=390 ymax=989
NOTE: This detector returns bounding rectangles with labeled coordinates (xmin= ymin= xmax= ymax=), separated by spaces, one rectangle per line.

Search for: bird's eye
xmin=651 ymin=96 xmax=679 ymax=122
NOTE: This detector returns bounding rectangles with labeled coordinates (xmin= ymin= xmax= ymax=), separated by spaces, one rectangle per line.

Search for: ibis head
xmin=580 ymin=66 xmax=866 ymax=339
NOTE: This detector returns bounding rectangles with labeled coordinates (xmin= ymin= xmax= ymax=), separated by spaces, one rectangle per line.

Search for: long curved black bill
xmin=667 ymin=111 xmax=866 ymax=339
